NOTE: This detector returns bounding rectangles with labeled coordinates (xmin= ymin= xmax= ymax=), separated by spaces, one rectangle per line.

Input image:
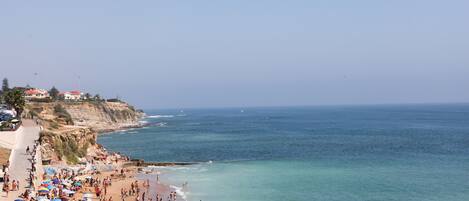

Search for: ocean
xmin=98 ymin=104 xmax=469 ymax=201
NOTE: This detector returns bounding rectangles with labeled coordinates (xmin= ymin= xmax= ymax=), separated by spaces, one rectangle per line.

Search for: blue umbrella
xmin=52 ymin=178 xmax=60 ymax=184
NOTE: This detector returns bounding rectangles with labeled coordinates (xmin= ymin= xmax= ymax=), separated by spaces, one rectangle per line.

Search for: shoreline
xmin=38 ymin=114 xmax=189 ymax=201
xmin=97 ymin=117 xmax=190 ymax=201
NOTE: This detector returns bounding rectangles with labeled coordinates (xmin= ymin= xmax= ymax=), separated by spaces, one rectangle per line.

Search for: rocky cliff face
xmin=61 ymin=101 xmax=144 ymax=132
xmin=25 ymin=101 xmax=144 ymax=164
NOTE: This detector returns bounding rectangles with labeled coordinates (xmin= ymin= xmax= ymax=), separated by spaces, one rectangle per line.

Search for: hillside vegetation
xmin=25 ymin=101 xmax=144 ymax=164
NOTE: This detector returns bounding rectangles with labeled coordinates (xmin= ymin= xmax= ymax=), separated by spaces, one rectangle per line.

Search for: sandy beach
xmin=36 ymin=150 xmax=182 ymax=201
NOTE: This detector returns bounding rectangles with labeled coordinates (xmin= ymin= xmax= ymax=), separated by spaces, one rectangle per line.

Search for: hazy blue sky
xmin=1 ymin=0 xmax=468 ymax=109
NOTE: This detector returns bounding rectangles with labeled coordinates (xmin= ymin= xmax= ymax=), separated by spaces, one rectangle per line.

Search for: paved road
xmin=2 ymin=120 xmax=40 ymax=199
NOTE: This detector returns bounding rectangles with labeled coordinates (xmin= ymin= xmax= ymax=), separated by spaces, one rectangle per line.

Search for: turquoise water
xmin=98 ymin=104 xmax=469 ymax=201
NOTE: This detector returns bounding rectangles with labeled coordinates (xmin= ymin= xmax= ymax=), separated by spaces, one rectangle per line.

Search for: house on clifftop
xmin=24 ymin=88 xmax=50 ymax=99
xmin=60 ymin=90 xmax=84 ymax=101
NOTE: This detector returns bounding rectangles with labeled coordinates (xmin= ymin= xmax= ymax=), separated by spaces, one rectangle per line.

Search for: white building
xmin=24 ymin=88 xmax=50 ymax=99
xmin=61 ymin=91 xmax=84 ymax=101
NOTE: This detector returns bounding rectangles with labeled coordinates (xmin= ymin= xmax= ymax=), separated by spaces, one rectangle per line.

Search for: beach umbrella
xmin=39 ymin=187 xmax=49 ymax=191
xmin=44 ymin=167 xmax=57 ymax=175
xmin=38 ymin=187 xmax=50 ymax=193
xmin=52 ymin=178 xmax=60 ymax=184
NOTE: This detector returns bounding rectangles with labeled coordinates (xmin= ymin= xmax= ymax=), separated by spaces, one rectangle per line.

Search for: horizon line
xmin=141 ymin=101 xmax=469 ymax=111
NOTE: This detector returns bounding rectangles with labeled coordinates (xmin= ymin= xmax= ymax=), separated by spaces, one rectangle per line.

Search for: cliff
xmin=59 ymin=101 xmax=144 ymax=132
xmin=25 ymin=101 xmax=144 ymax=164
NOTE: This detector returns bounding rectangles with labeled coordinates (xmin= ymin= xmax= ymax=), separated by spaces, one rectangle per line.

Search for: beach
xmin=34 ymin=148 xmax=182 ymax=201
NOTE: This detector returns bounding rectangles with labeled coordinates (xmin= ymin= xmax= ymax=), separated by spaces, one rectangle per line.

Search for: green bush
xmin=52 ymin=136 xmax=88 ymax=164
xmin=53 ymin=104 xmax=74 ymax=125
xmin=49 ymin=122 xmax=60 ymax=129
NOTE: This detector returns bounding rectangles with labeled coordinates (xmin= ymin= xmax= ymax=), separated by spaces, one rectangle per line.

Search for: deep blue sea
xmin=98 ymin=104 xmax=469 ymax=201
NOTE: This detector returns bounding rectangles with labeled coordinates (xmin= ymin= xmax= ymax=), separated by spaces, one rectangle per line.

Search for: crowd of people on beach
xmin=117 ymin=179 xmax=180 ymax=201
xmin=1 ymin=125 xmax=184 ymax=201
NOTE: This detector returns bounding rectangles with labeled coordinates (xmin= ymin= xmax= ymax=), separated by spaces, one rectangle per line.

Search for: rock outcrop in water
xmin=25 ymin=101 xmax=144 ymax=164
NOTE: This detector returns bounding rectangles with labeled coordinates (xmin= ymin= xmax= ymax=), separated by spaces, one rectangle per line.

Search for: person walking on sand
xmin=3 ymin=182 xmax=9 ymax=197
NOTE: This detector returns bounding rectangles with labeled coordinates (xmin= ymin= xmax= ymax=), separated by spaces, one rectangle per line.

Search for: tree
xmin=84 ymin=93 xmax=91 ymax=100
xmin=93 ymin=94 xmax=101 ymax=101
xmin=3 ymin=89 xmax=26 ymax=118
xmin=2 ymin=78 xmax=9 ymax=93
xmin=49 ymin=86 xmax=59 ymax=100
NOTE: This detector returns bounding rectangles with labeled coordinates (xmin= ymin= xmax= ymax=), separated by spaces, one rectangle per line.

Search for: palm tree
xmin=3 ymin=89 xmax=26 ymax=118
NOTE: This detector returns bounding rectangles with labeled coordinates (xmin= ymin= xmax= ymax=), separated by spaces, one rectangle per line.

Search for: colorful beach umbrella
xmin=52 ymin=178 xmax=60 ymax=184
xmin=38 ymin=187 xmax=50 ymax=193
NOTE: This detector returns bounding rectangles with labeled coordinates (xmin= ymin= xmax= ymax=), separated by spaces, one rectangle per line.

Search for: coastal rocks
xmin=26 ymin=101 xmax=144 ymax=164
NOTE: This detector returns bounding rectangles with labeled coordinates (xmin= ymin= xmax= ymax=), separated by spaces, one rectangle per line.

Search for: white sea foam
xmin=147 ymin=115 xmax=175 ymax=118
xmin=170 ymin=185 xmax=188 ymax=200
xmin=156 ymin=122 xmax=168 ymax=127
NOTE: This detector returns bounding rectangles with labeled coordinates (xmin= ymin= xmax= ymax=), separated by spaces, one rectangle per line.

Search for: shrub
xmin=53 ymin=104 xmax=74 ymax=125
xmin=52 ymin=135 xmax=88 ymax=164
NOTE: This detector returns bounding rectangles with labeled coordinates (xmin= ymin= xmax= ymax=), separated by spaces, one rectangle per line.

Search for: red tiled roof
xmin=24 ymin=89 xmax=48 ymax=95
xmin=69 ymin=91 xmax=81 ymax=95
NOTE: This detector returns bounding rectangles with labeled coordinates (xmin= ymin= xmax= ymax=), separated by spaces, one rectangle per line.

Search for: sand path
xmin=3 ymin=120 xmax=40 ymax=200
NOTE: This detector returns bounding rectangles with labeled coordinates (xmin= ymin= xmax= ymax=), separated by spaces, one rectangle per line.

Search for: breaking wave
xmin=147 ymin=115 xmax=175 ymax=119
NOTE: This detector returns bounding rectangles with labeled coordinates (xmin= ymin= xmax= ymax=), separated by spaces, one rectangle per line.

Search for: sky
xmin=1 ymin=0 xmax=468 ymax=109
